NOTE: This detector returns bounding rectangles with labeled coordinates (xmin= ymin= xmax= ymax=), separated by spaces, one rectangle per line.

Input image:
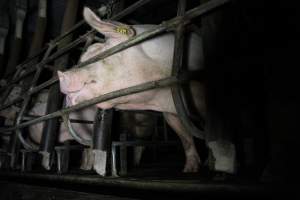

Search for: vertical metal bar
xmin=172 ymin=0 xmax=186 ymax=76
xmin=119 ymin=132 xmax=127 ymax=176
xmin=0 ymin=11 xmax=9 ymax=78
xmin=171 ymin=0 xmax=205 ymax=139
xmin=92 ymin=109 xmax=113 ymax=176
xmin=92 ymin=109 xmax=113 ymax=151
xmin=15 ymin=44 xmax=55 ymax=150
xmin=4 ymin=0 xmax=27 ymax=76
xmin=55 ymin=143 xmax=70 ymax=174
xmin=39 ymin=0 xmax=79 ymax=170
xmin=111 ymin=145 xmax=118 ymax=177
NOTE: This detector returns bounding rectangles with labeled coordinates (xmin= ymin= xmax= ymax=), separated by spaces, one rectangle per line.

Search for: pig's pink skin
xmin=58 ymin=7 xmax=205 ymax=172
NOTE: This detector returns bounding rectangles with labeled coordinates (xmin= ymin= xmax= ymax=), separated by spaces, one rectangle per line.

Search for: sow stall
xmin=0 ymin=0 xmax=279 ymax=198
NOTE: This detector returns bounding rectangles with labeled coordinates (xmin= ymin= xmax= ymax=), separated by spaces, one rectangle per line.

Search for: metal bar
xmin=92 ymin=109 xmax=113 ymax=150
xmin=0 ymin=0 xmax=230 ymax=133
xmin=170 ymin=0 xmax=205 ymax=139
xmin=92 ymin=109 xmax=113 ymax=176
xmin=39 ymin=0 xmax=79 ymax=170
xmin=0 ymin=12 xmax=9 ymax=78
xmin=111 ymin=145 xmax=118 ymax=177
xmin=119 ymin=132 xmax=128 ymax=176
xmin=112 ymin=141 xmax=179 ymax=147
xmin=4 ymin=0 xmax=27 ymax=76
xmin=22 ymin=115 xmax=93 ymax=124
xmin=16 ymin=44 xmax=56 ymax=150
xmin=55 ymin=142 xmax=70 ymax=174
xmin=0 ymin=76 xmax=182 ymax=133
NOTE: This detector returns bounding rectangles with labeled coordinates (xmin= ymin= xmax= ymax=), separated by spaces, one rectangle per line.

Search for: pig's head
xmin=57 ymin=70 xmax=96 ymax=106
xmin=83 ymin=7 xmax=135 ymax=46
xmin=58 ymin=8 xmax=136 ymax=107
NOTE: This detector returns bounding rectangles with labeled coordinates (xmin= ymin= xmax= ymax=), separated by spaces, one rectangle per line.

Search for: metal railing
xmin=0 ymin=0 xmax=230 ymax=161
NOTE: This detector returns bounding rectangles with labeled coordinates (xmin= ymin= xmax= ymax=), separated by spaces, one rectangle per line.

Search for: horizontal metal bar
xmin=0 ymin=76 xmax=183 ymax=133
xmin=22 ymin=115 xmax=93 ymax=124
xmin=112 ymin=141 xmax=179 ymax=147
xmin=54 ymin=145 xmax=83 ymax=150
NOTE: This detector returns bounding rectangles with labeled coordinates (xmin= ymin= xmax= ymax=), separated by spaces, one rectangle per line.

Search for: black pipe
xmin=39 ymin=0 xmax=79 ymax=167
xmin=92 ymin=109 xmax=113 ymax=151
xmin=4 ymin=0 xmax=27 ymax=77
xmin=7 ymin=122 xmax=21 ymax=169
xmin=0 ymin=9 xmax=9 ymax=78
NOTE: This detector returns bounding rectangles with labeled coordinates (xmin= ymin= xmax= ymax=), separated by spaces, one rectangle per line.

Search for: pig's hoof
xmin=183 ymin=155 xmax=201 ymax=173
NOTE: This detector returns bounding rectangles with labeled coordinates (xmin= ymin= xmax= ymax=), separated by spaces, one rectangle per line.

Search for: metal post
xmin=0 ymin=9 xmax=9 ymax=78
xmin=15 ymin=43 xmax=55 ymax=152
xmin=92 ymin=109 xmax=113 ymax=176
xmin=171 ymin=0 xmax=205 ymax=139
xmin=39 ymin=0 xmax=79 ymax=170
xmin=4 ymin=0 xmax=27 ymax=76
xmin=119 ymin=132 xmax=128 ymax=176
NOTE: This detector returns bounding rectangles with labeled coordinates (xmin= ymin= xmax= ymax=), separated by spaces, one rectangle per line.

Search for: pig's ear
xmin=84 ymin=7 xmax=116 ymax=37
xmin=83 ymin=7 xmax=135 ymax=38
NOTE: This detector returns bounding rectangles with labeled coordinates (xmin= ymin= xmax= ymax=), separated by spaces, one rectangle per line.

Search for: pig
xmin=27 ymin=90 xmax=95 ymax=145
xmin=0 ymin=88 xmax=96 ymax=169
xmin=0 ymin=87 xmax=154 ymax=172
xmin=58 ymin=7 xmax=206 ymax=173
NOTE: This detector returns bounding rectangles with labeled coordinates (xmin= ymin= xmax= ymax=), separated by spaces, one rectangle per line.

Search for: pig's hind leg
xmin=163 ymin=113 xmax=201 ymax=172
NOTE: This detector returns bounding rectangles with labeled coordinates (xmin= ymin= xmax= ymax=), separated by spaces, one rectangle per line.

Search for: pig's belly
xmin=96 ymin=87 xmax=176 ymax=114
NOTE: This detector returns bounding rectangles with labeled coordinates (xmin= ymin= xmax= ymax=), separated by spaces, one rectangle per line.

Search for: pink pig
xmin=58 ymin=7 xmax=206 ymax=173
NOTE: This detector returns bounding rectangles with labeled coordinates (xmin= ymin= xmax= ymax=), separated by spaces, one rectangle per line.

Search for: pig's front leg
xmin=163 ymin=113 xmax=201 ymax=172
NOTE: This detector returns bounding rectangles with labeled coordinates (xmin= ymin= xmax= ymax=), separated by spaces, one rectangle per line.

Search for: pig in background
xmin=58 ymin=8 xmax=236 ymax=174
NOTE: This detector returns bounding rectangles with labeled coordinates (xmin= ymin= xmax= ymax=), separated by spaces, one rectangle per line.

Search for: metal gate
xmin=0 ymin=0 xmax=230 ymax=177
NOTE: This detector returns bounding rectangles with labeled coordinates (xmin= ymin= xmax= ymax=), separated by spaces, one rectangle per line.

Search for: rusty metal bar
xmin=0 ymin=0 xmax=230 ymax=134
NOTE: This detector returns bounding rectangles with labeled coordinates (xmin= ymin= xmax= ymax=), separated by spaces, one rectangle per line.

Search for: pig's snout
xmin=58 ymin=71 xmax=86 ymax=95
xmin=65 ymin=92 xmax=81 ymax=107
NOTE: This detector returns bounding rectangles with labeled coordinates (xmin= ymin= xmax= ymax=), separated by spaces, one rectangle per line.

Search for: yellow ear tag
xmin=115 ymin=27 xmax=129 ymax=35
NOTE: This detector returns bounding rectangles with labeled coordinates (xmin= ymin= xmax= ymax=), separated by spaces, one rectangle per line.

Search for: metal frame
xmin=0 ymin=0 xmax=231 ymax=168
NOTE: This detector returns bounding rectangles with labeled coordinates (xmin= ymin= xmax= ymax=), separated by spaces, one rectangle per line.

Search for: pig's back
xmin=132 ymin=25 xmax=204 ymax=71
